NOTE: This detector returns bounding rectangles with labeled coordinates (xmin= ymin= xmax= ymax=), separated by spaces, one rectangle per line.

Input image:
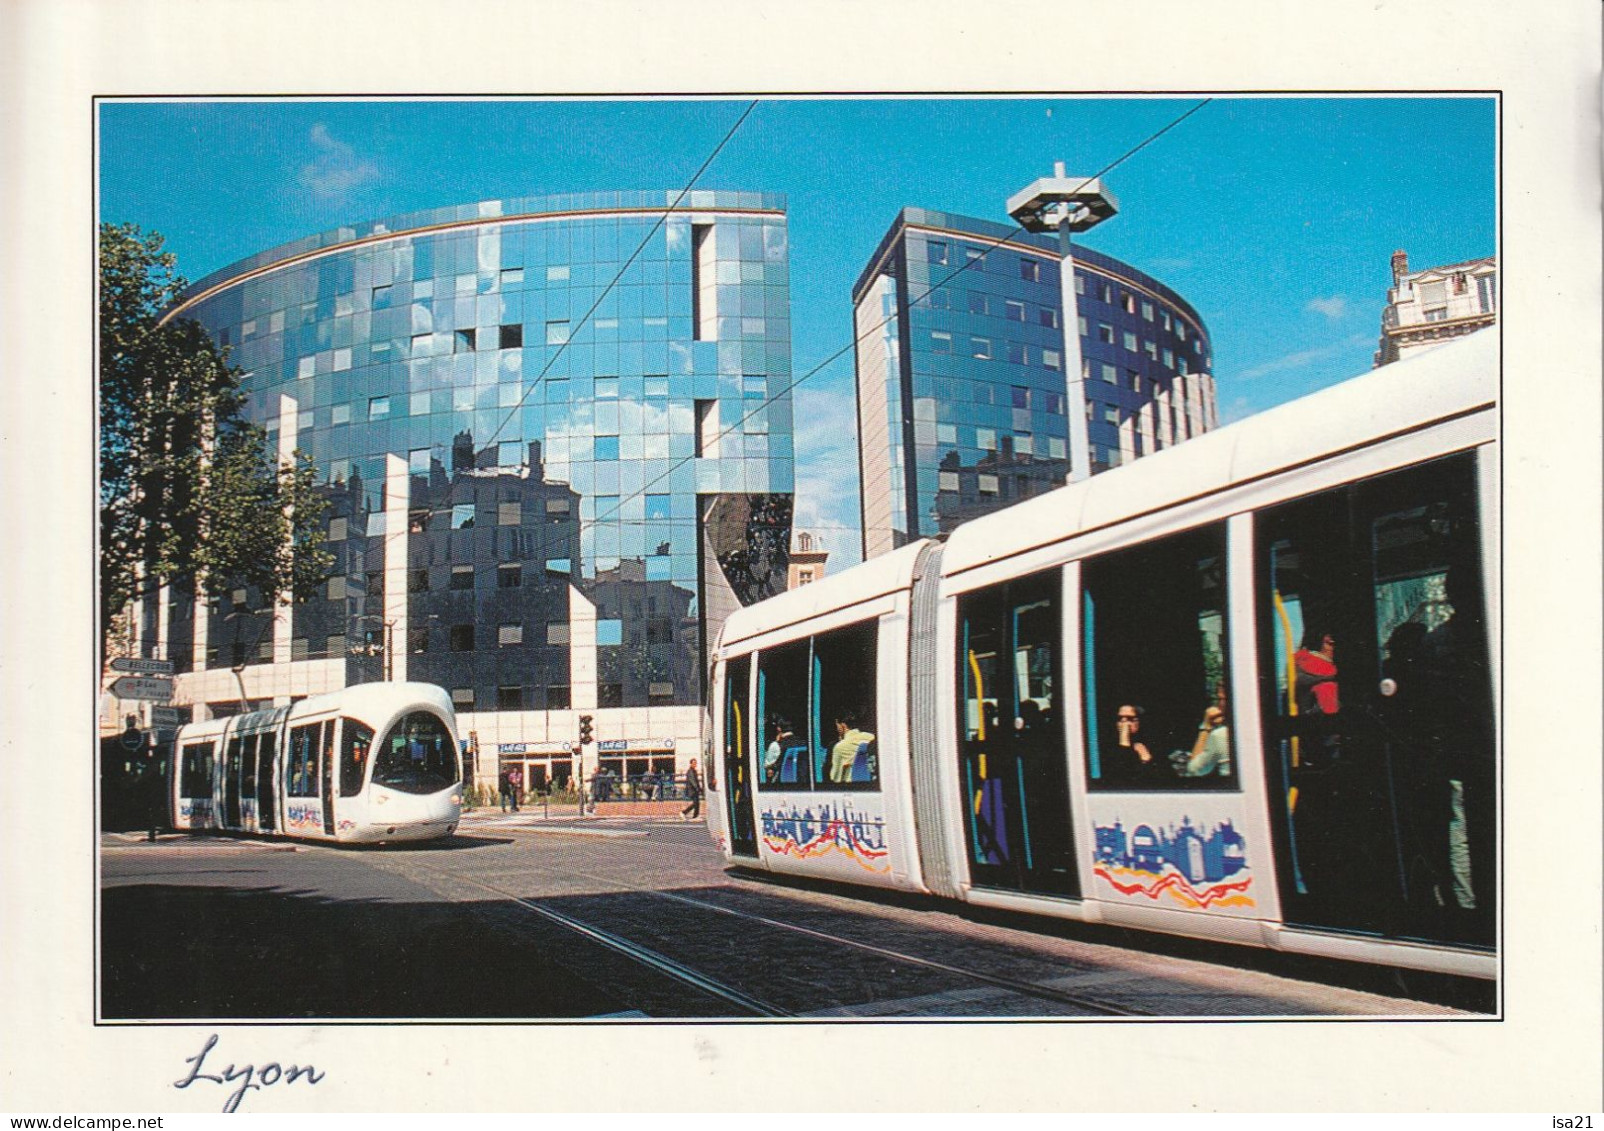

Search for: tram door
xmin=320 ymin=720 xmax=337 ymax=835
xmin=1257 ymin=453 xmax=1493 ymax=946
xmin=223 ymin=735 xmax=244 ymax=828
xmin=722 ymin=655 xmax=758 ymax=856
xmin=956 ymin=569 xmax=1079 ymax=897
xmin=257 ymin=731 xmax=278 ymax=832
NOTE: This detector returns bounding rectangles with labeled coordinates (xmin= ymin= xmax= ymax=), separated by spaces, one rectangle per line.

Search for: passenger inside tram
xmin=1103 ymin=704 xmax=1158 ymax=786
xmin=828 ymin=711 xmax=876 ymax=783
xmin=1176 ymin=685 xmax=1231 ymax=777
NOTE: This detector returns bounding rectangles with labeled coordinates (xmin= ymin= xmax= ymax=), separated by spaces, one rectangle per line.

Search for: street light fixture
xmin=1007 ymin=163 xmax=1118 ymax=485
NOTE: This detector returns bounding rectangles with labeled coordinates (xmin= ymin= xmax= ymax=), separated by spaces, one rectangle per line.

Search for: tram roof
xmin=717 ymin=540 xmax=930 ymax=651
xmin=941 ymin=328 xmax=1498 ymax=579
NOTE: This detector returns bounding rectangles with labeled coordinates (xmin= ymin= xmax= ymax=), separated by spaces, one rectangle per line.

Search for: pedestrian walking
xmin=508 ymin=765 xmax=523 ymax=812
xmin=498 ymin=769 xmax=511 ymax=812
xmin=680 ymin=758 xmax=702 ymax=821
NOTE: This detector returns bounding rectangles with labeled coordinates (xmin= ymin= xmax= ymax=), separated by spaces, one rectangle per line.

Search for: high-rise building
xmin=1373 ymin=249 xmax=1497 ymax=367
xmin=133 ymin=191 xmax=795 ymax=786
xmin=853 ymin=207 xmax=1215 ymax=559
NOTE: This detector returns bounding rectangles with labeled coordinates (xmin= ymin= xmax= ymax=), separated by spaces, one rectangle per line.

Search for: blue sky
xmin=98 ymin=97 xmax=1495 ymax=566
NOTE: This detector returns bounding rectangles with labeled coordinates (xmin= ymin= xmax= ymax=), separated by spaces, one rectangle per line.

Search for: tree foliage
xmin=99 ymin=223 xmax=334 ymax=654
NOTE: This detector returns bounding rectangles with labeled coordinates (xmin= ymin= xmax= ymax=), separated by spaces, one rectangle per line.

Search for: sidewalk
xmin=460 ymin=801 xmax=703 ymax=825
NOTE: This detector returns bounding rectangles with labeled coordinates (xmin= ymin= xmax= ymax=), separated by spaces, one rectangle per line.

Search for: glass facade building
xmin=145 ymin=191 xmax=795 ymax=783
xmin=854 ymin=208 xmax=1216 ymax=558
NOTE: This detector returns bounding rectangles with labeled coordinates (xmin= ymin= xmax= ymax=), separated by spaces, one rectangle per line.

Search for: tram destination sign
xmin=111 ymin=656 xmax=175 ymax=675
xmin=109 ymin=676 xmax=173 ymax=702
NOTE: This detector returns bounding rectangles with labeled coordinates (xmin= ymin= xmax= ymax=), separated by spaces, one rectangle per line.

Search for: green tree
xmin=99 ymin=222 xmax=334 ymax=660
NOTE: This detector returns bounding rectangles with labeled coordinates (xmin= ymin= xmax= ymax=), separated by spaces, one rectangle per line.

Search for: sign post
xmin=109 ymin=676 xmax=174 ymax=702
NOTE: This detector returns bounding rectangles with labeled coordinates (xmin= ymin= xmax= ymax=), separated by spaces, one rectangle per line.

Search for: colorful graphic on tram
xmin=285 ymin=802 xmax=322 ymax=831
xmin=760 ymin=800 xmax=889 ymax=874
xmin=1092 ymin=817 xmax=1254 ymax=910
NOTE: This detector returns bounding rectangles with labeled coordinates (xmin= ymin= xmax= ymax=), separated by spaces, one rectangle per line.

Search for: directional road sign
xmin=111 ymin=657 xmax=175 ymax=675
xmin=150 ymin=705 xmax=184 ymax=727
xmin=109 ymin=676 xmax=174 ymax=702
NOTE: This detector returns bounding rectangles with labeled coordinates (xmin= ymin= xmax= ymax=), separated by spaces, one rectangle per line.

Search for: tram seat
xmin=779 ymin=745 xmax=806 ymax=784
xmin=849 ymin=741 xmax=876 ymax=783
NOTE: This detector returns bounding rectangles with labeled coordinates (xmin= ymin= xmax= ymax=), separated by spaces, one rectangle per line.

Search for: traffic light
xmin=579 ymin=715 xmax=594 ymax=744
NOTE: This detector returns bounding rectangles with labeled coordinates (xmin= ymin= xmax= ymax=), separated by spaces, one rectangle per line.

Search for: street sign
xmin=111 ymin=657 xmax=175 ymax=675
xmin=109 ymin=676 xmax=173 ymax=702
xmin=150 ymin=705 xmax=183 ymax=727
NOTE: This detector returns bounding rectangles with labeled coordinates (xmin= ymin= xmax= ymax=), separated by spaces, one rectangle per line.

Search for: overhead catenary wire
xmin=585 ymin=97 xmax=1214 ymax=535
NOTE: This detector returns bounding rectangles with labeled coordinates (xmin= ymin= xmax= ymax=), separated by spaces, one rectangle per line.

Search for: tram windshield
xmin=371 ymin=711 xmax=459 ymax=795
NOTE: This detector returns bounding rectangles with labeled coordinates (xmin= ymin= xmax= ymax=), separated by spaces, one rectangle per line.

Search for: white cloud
xmin=1305 ymin=295 xmax=1349 ymax=320
xmin=1236 ymin=332 xmax=1373 ymax=383
xmin=298 ymin=123 xmax=380 ymax=200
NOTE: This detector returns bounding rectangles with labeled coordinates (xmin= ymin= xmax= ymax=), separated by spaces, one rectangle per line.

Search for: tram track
xmin=392 ymin=847 xmax=1153 ymax=1019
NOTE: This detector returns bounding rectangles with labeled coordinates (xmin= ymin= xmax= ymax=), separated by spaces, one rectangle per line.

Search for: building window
xmin=1144 ymin=339 xmax=1158 ymax=360
xmin=931 ymin=330 xmax=952 ymax=353
xmin=451 ymin=688 xmax=475 ymax=710
xmin=547 ymin=264 xmax=570 ymax=282
xmin=595 ymin=435 xmax=620 ymax=461
xmin=598 ymin=683 xmax=624 ymax=708
xmin=645 ymin=494 xmax=671 ymax=520
xmin=597 ymin=619 xmax=623 ymax=647
xmin=1020 ymin=258 xmax=1040 ymax=283
xmin=499 ymin=624 xmax=523 ymax=646
xmin=450 ymin=565 xmax=474 ymax=591
xmin=1129 ymin=370 xmax=1142 ymax=392
xmin=1123 ymin=330 xmax=1138 ymax=352
xmin=546 ymin=497 xmax=571 ymax=520
xmin=450 ymin=625 xmax=475 ymax=652
xmin=501 ymin=267 xmax=524 ymax=286
xmin=1102 ymin=363 xmax=1118 ymax=384
xmin=327 ymin=575 xmax=347 ymax=601
xmin=1004 ymin=300 xmax=1026 ymax=322
xmin=331 ymin=403 xmax=350 ymax=426
xmin=939 ymin=471 xmax=959 ymax=493
xmin=500 ymin=323 xmax=523 ymax=349
xmin=409 ymin=568 xmax=429 ymax=593
xmin=455 ymin=328 xmax=476 ymax=353
xmin=1075 ymin=274 xmax=1086 ymax=295
xmin=547 ymin=624 xmax=570 ymax=646
xmin=1097 ymin=323 xmax=1115 ymax=345
xmin=451 ymin=504 xmax=475 ymax=529
xmin=408 ymin=627 xmax=429 ymax=654
xmin=1011 ymin=385 xmax=1030 ymax=409
xmin=497 ymin=686 xmax=524 ymax=711
xmin=1099 ymin=283 xmax=1113 ymax=304
xmin=798 ymin=568 xmax=815 ymax=585
xmin=1163 ymin=348 xmax=1175 ymax=368
xmin=546 ymin=320 xmax=570 ymax=346
xmin=1477 ymin=272 xmax=1497 ymax=313
xmin=1142 ymin=300 xmax=1155 ymax=321
xmin=1039 ymin=308 xmax=1059 ymax=329
xmin=546 ymin=685 xmax=571 ymax=710
xmin=978 ymin=474 xmax=999 ymax=495
xmin=298 ymin=356 xmax=315 ymax=379
xmin=498 ymin=563 xmax=522 ymax=588
xmin=966 ymin=248 xmax=985 ymax=266
xmin=497 ymin=501 xmax=522 ymax=526
xmin=971 ymin=337 xmax=991 ymax=360
xmin=928 ymin=241 xmax=948 ymax=265
xmin=369 ymin=396 xmax=390 ymax=419
xmin=967 ymin=291 xmax=987 ymax=317
xmin=328 ymin=517 xmax=347 ymax=542
xmin=1424 ymin=308 xmax=1448 ymax=323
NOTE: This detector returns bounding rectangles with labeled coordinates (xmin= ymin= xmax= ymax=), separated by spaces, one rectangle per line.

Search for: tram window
xmin=756 ymin=640 xmax=811 ymax=788
xmin=812 ymin=620 xmax=879 ymax=790
xmin=1082 ymin=523 xmax=1235 ymax=790
xmin=241 ymin=734 xmax=259 ymax=798
xmin=287 ymin=722 xmax=322 ymax=798
xmin=340 ymin=719 xmax=375 ymax=797
xmin=179 ymin=741 xmax=214 ymax=797
xmin=372 ymin=711 xmax=458 ymax=795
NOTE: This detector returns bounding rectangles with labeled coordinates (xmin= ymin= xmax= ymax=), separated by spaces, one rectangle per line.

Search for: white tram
xmin=708 ymin=329 xmax=1499 ymax=979
xmin=170 ymin=682 xmax=463 ymax=844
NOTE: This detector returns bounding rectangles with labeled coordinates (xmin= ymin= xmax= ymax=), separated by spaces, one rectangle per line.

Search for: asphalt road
xmin=99 ymin=813 xmax=1490 ymax=1021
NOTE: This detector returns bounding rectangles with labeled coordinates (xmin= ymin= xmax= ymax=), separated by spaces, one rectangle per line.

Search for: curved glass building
xmin=151 ymin=191 xmax=795 ymax=785
xmin=854 ymin=208 xmax=1215 ymax=558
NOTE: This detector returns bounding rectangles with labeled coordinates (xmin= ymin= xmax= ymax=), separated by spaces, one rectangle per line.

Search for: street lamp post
xmin=1007 ymin=164 xmax=1118 ymax=484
